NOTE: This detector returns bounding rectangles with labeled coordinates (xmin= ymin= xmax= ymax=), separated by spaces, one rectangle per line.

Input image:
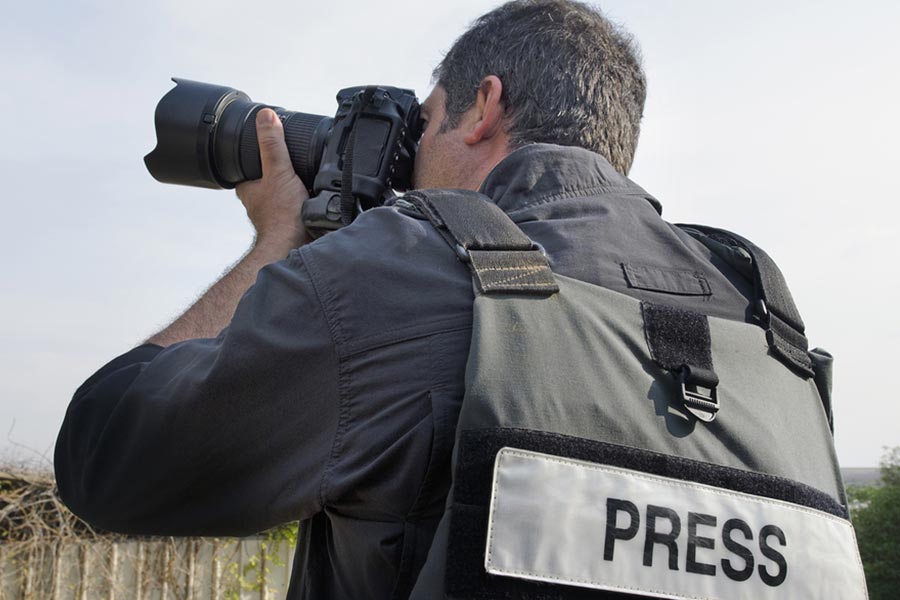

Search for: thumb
xmin=256 ymin=108 xmax=293 ymax=177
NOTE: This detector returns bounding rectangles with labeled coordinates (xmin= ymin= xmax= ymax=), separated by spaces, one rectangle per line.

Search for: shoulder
xmin=295 ymin=205 xmax=474 ymax=355
xmin=297 ymin=205 xmax=451 ymax=283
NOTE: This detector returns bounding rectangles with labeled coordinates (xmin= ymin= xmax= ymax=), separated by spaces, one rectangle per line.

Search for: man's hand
xmin=144 ymin=109 xmax=311 ymax=348
xmin=236 ymin=108 xmax=311 ymax=256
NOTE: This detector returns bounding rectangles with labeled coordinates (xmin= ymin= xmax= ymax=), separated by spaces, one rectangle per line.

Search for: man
xmin=56 ymin=1 xmax=755 ymax=598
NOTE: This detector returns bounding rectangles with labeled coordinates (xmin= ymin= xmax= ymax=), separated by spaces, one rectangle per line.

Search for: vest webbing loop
xmin=405 ymin=190 xmax=558 ymax=296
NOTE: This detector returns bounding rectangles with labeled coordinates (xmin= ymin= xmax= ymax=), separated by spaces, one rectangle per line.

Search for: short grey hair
xmin=433 ymin=0 xmax=646 ymax=175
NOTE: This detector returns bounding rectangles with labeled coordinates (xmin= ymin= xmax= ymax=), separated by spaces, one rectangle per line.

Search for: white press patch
xmin=485 ymin=448 xmax=867 ymax=600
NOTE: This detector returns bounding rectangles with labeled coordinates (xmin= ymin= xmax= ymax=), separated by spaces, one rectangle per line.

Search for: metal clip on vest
xmin=676 ymin=364 xmax=720 ymax=423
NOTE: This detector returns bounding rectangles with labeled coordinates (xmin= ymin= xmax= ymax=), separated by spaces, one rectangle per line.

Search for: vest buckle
xmin=677 ymin=365 xmax=720 ymax=423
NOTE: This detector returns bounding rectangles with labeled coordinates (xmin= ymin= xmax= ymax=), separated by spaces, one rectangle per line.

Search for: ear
xmin=463 ymin=75 xmax=505 ymax=145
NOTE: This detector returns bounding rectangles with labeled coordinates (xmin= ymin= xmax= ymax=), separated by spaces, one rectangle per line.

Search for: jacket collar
xmin=478 ymin=143 xmax=662 ymax=216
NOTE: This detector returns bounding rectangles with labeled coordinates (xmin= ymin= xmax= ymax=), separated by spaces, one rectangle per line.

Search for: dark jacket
xmin=55 ymin=144 xmax=753 ymax=599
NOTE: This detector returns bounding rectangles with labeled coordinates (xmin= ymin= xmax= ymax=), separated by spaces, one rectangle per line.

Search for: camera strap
xmin=340 ymin=87 xmax=380 ymax=225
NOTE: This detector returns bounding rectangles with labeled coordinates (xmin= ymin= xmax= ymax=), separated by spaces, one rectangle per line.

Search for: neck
xmin=464 ymin=145 xmax=510 ymax=191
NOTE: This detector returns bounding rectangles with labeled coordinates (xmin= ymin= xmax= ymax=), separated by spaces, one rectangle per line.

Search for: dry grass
xmin=0 ymin=468 xmax=118 ymax=544
xmin=0 ymin=468 xmax=296 ymax=599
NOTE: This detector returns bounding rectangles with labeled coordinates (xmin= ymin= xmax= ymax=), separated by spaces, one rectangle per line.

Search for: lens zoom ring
xmin=283 ymin=113 xmax=326 ymax=184
xmin=239 ymin=114 xmax=263 ymax=180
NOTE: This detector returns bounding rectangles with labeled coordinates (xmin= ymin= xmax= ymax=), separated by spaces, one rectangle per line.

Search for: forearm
xmin=145 ymin=237 xmax=296 ymax=347
xmin=146 ymin=108 xmax=308 ymax=348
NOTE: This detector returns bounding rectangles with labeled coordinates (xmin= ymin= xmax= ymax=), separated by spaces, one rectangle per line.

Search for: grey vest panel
xmin=404 ymin=189 xmax=858 ymax=599
xmin=411 ymin=277 xmax=847 ymax=600
xmin=461 ymin=275 xmax=843 ymax=499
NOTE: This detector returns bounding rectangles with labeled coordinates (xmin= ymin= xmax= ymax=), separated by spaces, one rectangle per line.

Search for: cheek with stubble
xmin=413 ymin=135 xmax=436 ymax=189
xmin=412 ymin=150 xmax=425 ymax=189
xmin=413 ymin=126 xmax=460 ymax=189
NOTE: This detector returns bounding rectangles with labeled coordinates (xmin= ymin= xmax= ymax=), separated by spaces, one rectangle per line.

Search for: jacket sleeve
xmin=54 ymin=251 xmax=340 ymax=537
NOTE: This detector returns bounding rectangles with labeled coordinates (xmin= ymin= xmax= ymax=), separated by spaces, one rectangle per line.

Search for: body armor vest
xmin=402 ymin=190 xmax=867 ymax=600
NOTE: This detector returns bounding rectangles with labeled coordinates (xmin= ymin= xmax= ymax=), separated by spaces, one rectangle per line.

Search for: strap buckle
xmin=677 ymin=365 xmax=720 ymax=423
xmin=754 ymin=298 xmax=769 ymax=326
xmin=454 ymin=241 xmax=547 ymax=264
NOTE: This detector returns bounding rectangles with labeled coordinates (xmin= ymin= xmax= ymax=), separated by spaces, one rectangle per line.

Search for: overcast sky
xmin=1 ymin=0 xmax=898 ymax=469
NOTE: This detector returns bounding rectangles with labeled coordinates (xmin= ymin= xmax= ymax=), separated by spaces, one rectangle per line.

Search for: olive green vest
xmin=403 ymin=190 xmax=865 ymax=600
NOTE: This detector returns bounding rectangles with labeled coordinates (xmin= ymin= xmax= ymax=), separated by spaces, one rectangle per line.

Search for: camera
xmin=144 ymin=79 xmax=423 ymax=238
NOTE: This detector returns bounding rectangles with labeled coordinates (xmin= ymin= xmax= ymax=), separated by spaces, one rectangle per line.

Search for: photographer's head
xmin=413 ymin=76 xmax=508 ymax=190
xmin=414 ymin=0 xmax=646 ymax=190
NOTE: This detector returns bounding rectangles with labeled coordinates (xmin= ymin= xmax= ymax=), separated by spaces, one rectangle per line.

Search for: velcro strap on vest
xmin=405 ymin=190 xmax=558 ymax=296
xmin=641 ymin=302 xmax=720 ymax=422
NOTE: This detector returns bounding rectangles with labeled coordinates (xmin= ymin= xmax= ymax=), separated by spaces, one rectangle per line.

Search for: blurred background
xmin=1 ymin=0 xmax=897 ymax=469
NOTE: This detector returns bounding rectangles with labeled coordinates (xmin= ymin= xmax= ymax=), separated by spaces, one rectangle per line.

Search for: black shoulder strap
xmin=677 ymin=223 xmax=815 ymax=378
xmin=402 ymin=190 xmax=558 ymax=296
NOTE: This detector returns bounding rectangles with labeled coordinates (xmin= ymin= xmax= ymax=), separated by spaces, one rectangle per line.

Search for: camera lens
xmin=221 ymin=104 xmax=331 ymax=188
xmin=144 ymin=78 xmax=332 ymax=190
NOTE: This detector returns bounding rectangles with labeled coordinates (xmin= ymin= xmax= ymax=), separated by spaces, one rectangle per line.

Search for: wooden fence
xmin=0 ymin=537 xmax=295 ymax=600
